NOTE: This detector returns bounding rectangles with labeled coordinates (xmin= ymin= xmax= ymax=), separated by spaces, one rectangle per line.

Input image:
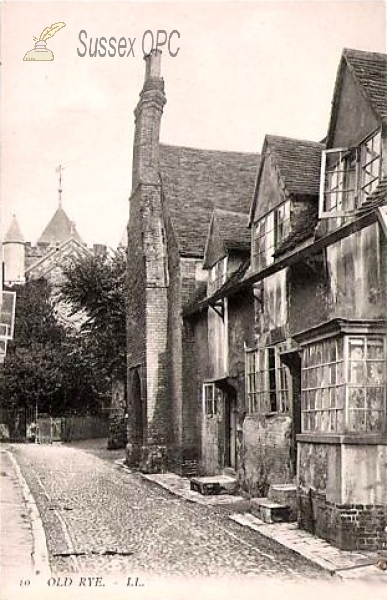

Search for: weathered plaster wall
xmin=242 ymin=414 xmax=293 ymax=497
xmin=327 ymin=223 xmax=386 ymax=320
xmin=252 ymin=152 xmax=287 ymax=225
xmin=330 ymin=66 xmax=379 ymax=149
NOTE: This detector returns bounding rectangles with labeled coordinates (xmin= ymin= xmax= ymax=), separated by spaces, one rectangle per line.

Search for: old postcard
xmin=1 ymin=1 xmax=386 ymax=599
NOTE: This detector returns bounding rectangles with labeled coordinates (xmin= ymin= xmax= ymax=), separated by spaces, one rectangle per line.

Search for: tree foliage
xmin=0 ymin=279 xmax=102 ymax=420
xmin=59 ymin=249 xmax=127 ymax=382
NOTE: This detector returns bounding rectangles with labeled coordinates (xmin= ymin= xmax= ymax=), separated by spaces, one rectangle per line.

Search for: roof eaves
xmin=249 ymin=138 xmax=268 ymax=227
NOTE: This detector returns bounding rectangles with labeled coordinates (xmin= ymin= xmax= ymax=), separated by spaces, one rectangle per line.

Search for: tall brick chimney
xmin=127 ymin=48 xmax=170 ymax=473
xmin=132 ymin=49 xmax=166 ymax=189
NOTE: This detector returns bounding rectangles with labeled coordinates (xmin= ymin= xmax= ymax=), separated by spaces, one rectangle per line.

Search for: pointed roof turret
xmin=4 ymin=215 xmax=25 ymax=243
xmin=37 ymin=205 xmax=83 ymax=245
xmin=37 ymin=164 xmax=83 ymax=246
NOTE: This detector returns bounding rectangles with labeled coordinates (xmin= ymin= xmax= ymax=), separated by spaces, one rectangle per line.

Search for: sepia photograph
xmin=1 ymin=1 xmax=386 ymax=599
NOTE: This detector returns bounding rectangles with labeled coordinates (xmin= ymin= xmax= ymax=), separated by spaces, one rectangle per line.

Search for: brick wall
xmin=298 ymin=488 xmax=387 ymax=551
xmin=126 ymin=186 xmax=146 ymax=371
xmin=166 ymin=248 xmax=205 ymax=473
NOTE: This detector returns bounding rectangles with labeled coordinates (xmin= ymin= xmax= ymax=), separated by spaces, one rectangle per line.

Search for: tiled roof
xmin=216 ymin=258 xmax=251 ymax=297
xmin=159 ymin=144 xmax=258 ymax=257
xmin=250 ymin=135 xmax=323 ymax=224
xmin=25 ymin=237 xmax=91 ymax=278
xmin=274 ymin=215 xmax=317 ymax=258
xmin=38 ymin=205 xmax=83 ymax=246
xmin=4 ymin=215 xmax=24 ymax=243
xmin=344 ymin=48 xmax=387 ymax=125
xmin=203 ymin=209 xmax=250 ymax=268
xmin=184 ymin=258 xmax=251 ymax=316
xmin=265 ymin=136 xmax=324 ymax=197
xmin=357 ymin=176 xmax=387 ymax=215
xmin=216 ymin=209 xmax=251 ymax=252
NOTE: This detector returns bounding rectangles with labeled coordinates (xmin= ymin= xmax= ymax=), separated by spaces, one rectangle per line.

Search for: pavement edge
xmin=5 ymin=449 xmax=51 ymax=578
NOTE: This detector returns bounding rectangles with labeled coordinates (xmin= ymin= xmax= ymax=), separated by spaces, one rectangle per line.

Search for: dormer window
xmin=319 ymin=130 xmax=382 ymax=228
xmin=253 ymin=200 xmax=290 ymax=271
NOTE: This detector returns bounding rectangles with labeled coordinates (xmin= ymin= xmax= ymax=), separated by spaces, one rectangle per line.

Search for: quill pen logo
xmin=23 ymin=22 xmax=66 ymax=61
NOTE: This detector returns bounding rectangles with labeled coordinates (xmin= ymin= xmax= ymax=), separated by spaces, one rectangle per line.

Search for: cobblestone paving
xmin=10 ymin=442 xmax=329 ymax=581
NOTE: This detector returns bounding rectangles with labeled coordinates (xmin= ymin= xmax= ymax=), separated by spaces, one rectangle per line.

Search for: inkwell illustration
xmin=23 ymin=22 xmax=66 ymax=61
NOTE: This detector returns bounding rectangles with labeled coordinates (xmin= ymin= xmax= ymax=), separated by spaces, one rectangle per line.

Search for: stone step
xmin=268 ymin=483 xmax=297 ymax=521
xmin=250 ymin=497 xmax=290 ymax=524
xmin=190 ymin=475 xmax=238 ymax=496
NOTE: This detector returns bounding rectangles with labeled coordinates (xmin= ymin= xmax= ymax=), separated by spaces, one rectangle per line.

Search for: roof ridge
xmin=343 ymin=47 xmax=387 ymax=61
xmin=265 ymin=134 xmax=324 ymax=148
xmin=159 ymin=142 xmax=258 ymax=157
xmin=213 ymin=208 xmax=250 ymax=218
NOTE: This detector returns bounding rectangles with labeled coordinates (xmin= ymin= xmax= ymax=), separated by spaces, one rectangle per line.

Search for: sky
xmin=1 ymin=0 xmax=386 ymax=248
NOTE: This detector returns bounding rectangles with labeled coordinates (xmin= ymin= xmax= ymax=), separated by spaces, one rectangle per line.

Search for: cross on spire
xmin=56 ymin=164 xmax=65 ymax=208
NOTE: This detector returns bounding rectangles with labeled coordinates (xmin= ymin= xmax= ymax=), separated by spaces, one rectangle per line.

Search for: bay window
xmin=301 ymin=333 xmax=386 ymax=434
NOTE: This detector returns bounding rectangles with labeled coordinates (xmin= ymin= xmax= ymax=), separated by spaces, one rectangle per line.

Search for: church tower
xmin=3 ymin=215 xmax=25 ymax=285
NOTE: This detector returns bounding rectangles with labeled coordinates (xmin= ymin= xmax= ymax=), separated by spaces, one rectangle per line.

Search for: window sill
xmin=297 ymin=433 xmax=387 ymax=445
xmin=247 ymin=411 xmax=289 ymax=418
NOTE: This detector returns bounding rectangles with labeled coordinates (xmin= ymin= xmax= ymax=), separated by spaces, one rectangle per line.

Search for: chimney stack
xmin=132 ymin=49 xmax=166 ymax=188
xmin=144 ymin=49 xmax=162 ymax=80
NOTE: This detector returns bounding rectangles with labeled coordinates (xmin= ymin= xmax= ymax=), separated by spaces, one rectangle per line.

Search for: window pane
xmin=349 ymin=387 xmax=365 ymax=408
xmin=368 ymin=339 xmax=384 ymax=360
xmin=367 ymin=387 xmax=385 ymax=411
xmin=301 ymin=337 xmax=345 ymax=433
xmin=369 ymin=411 xmax=384 ymax=432
xmin=367 ymin=362 xmax=384 ymax=384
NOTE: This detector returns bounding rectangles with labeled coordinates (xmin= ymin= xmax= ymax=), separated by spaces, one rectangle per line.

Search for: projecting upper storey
xmin=319 ymin=48 xmax=387 ymax=229
xmin=248 ymin=49 xmax=387 ymax=276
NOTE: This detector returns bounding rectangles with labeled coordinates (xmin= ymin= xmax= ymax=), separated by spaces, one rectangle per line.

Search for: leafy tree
xmin=59 ymin=249 xmax=127 ymax=383
xmin=0 ymin=279 xmax=102 ymax=426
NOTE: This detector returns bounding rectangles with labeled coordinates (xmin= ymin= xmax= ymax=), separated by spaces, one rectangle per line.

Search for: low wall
xmin=298 ymin=440 xmax=387 ymax=550
xmin=62 ymin=416 xmax=108 ymax=442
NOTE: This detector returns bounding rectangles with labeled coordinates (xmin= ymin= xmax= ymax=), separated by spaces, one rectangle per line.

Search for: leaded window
xmin=319 ymin=130 xmax=382 ymax=229
xmin=302 ymin=337 xmax=345 ymax=432
xmin=301 ymin=334 xmax=386 ymax=434
xmin=347 ymin=336 xmax=386 ymax=433
xmin=245 ymin=345 xmax=290 ymax=414
xmin=253 ymin=201 xmax=291 ymax=271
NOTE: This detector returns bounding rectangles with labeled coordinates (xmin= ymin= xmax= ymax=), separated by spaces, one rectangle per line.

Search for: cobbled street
xmin=4 ymin=440 xmax=329 ymax=584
